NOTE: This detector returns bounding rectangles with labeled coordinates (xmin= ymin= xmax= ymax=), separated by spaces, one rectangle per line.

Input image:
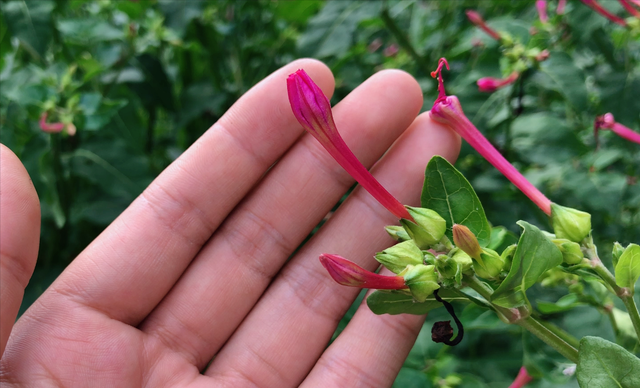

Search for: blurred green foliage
xmin=1 ymin=0 xmax=639 ymax=386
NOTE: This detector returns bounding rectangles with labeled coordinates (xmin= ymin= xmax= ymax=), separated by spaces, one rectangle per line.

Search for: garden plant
xmin=1 ymin=0 xmax=640 ymax=387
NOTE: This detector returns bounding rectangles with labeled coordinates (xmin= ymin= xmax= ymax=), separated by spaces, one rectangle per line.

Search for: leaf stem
xmin=517 ymin=317 xmax=579 ymax=363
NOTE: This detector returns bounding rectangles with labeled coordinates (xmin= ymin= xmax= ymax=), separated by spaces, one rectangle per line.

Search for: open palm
xmin=0 ymin=59 xmax=459 ymax=388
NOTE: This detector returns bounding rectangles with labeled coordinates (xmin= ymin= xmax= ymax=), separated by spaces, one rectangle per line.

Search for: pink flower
xmin=537 ymin=0 xmax=549 ymax=23
xmin=477 ymin=72 xmax=520 ymax=93
xmin=383 ymin=44 xmax=399 ymax=57
xmin=39 ymin=112 xmax=65 ymax=133
xmin=619 ymin=0 xmax=640 ymax=17
xmin=535 ymin=49 xmax=550 ymax=62
xmin=319 ymin=254 xmax=408 ymax=289
xmin=595 ymin=113 xmax=640 ymax=145
xmin=430 ymin=58 xmax=552 ymax=215
xmin=508 ymin=367 xmax=534 ymax=388
xmin=557 ymin=0 xmax=567 ymax=14
xmin=580 ymin=0 xmax=627 ymax=25
xmin=465 ymin=10 xmax=501 ymax=41
xmin=287 ymin=69 xmax=413 ymax=221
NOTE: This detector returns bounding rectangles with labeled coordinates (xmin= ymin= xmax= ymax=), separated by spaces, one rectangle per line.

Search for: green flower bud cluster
xmin=401 ymin=264 xmax=440 ymax=302
xmin=552 ymin=239 xmax=584 ymax=265
xmin=550 ymin=204 xmax=591 ymax=243
xmin=400 ymin=206 xmax=447 ymax=249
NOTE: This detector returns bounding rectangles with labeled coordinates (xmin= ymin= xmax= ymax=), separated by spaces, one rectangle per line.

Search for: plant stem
xmin=622 ymin=296 xmax=640 ymax=343
xmin=517 ymin=317 xmax=579 ymax=363
xmin=536 ymin=318 xmax=580 ymax=349
xmin=380 ymin=7 xmax=432 ymax=75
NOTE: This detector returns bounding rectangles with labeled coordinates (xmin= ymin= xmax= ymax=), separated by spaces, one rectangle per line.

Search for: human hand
xmin=0 ymin=59 xmax=459 ymax=387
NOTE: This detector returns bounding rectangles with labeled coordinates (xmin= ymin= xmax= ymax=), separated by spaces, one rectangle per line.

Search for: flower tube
xmin=39 ymin=112 xmax=65 ymax=133
xmin=429 ymin=58 xmax=552 ymax=215
xmin=477 ymin=72 xmax=520 ymax=92
xmin=287 ymin=69 xmax=413 ymax=221
xmin=537 ymin=0 xmax=549 ymax=23
xmin=557 ymin=0 xmax=567 ymax=14
xmin=580 ymin=0 xmax=627 ymax=25
xmin=508 ymin=366 xmax=534 ymax=388
xmin=595 ymin=113 xmax=640 ymax=145
xmin=319 ymin=254 xmax=408 ymax=289
xmin=619 ymin=0 xmax=640 ymax=17
xmin=465 ymin=10 xmax=502 ymax=41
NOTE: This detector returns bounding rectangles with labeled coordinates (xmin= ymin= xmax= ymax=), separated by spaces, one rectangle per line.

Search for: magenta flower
xmin=430 ymin=58 xmax=553 ymax=215
xmin=287 ymin=69 xmax=413 ymax=221
xmin=536 ymin=0 xmax=549 ymax=23
xmin=39 ymin=112 xmax=65 ymax=133
xmin=465 ymin=10 xmax=501 ymax=41
xmin=595 ymin=113 xmax=640 ymax=145
xmin=580 ymin=0 xmax=627 ymax=25
xmin=557 ymin=0 xmax=567 ymax=14
xmin=477 ymin=72 xmax=520 ymax=93
xmin=619 ymin=0 xmax=640 ymax=17
xmin=508 ymin=367 xmax=534 ymax=388
xmin=319 ymin=254 xmax=408 ymax=290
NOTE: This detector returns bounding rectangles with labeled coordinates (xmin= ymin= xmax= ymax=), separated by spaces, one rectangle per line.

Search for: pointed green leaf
xmin=421 ymin=156 xmax=490 ymax=246
xmin=576 ymin=336 xmax=640 ymax=388
xmin=491 ymin=221 xmax=563 ymax=308
xmin=367 ymin=289 xmax=465 ymax=315
xmin=615 ymin=244 xmax=640 ymax=293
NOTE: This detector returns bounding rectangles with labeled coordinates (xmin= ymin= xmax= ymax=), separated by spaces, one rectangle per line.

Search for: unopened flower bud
xmin=612 ymin=242 xmax=626 ymax=267
xmin=385 ymin=225 xmax=410 ymax=242
xmin=424 ymin=251 xmax=437 ymax=265
xmin=435 ymin=254 xmax=457 ymax=279
xmin=400 ymin=206 xmax=446 ymax=249
xmin=402 ymin=264 xmax=440 ymax=302
xmin=375 ymin=240 xmax=424 ymax=274
xmin=452 ymin=224 xmax=482 ymax=261
xmin=473 ymin=248 xmax=505 ymax=280
xmin=550 ymin=203 xmax=591 ymax=243
xmin=501 ymin=244 xmax=517 ymax=272
xmin=552 ymin=239 xmax=584 ymax=265
xmin=319 ymin=254 xmax=407 ymax=290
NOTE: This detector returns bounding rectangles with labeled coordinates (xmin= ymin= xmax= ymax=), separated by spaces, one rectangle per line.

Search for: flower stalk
xmin=287 ymin=69 xmax=413 ymax=220
xmin=595 ymin=113 xmax=640 ymax=145
xmin=466 ymin=10 xmax=501 ymax=41
xmin=620 ymin=0 xmax=640 ymax=17
xmin=580 ymin=0 xmax=627 ymax=26
xmin=477 ymin=71 xmax=520 ymax=93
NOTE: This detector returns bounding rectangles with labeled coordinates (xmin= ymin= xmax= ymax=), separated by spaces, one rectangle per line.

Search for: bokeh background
xmin=1 ymin=1 xmax=639 ymax=387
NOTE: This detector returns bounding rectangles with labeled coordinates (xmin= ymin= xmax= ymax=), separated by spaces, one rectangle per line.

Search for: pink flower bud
xmin=535 ymin=49 xmax=550 ymax=62
xmin=383 ymin=44 xmax=399 ymax=57
xmin=430 ymin=58 xmax=552 ymax=215
xmin=39 ymin=112 xmax=65 ymax=133
xmin=580 ymin=0 xmax=627 ymax=25
xmin=508 ymin=366 xmax=534 ymax=388
xmin=557 ymin=0 xmax=567 ymax=14
xmin=476 ymin=71 xmax=520 ymax=93
xmin=287 ymin=69 xmax=413 ymax=221
xmin=536 ymin=0 xmax=549 ymax=23
xmin=319 ymin=254 xmax=408 ymax=289
xmin=595 ymin=113 xmax=640 ymax=145
xmin=465 ymin=10 xmax=501 ymax=41
xmin=452 ymin=224 xmax=482 ymax=261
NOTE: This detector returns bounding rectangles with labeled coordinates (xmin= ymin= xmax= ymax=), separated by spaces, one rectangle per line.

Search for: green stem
xmin=622 ymin=296 xmax=640 ymax=343
xmin=380 ymin=7 xmax=432 ymax=75
xmin=536 ymin=319 xmax=581 ymax=349
xmin=517 ymin=317 xmax=579 ymax=363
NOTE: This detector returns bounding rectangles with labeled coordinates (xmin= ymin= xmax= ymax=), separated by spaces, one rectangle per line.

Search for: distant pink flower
xmin=595 ymin=113 xmax=640 ymax=145
xmin=368 ymin=38 xmax=383 ymax=52
xmin=537 ymin=0 xmax=549 ymax=23
xmin=557 ymin=0 xmax=567 ymax=14
xmin=466 ymin=10 xmax=501 ymax=41
xmin=383 ymin=44 xmax=399 ymax=57
xmin=39 ymin=112 xmax=65 ymax=133
xmin=430 ymin=58 xmax=552 ymax=215
xmin=319 ymin=254 xmax=408 ymax=289
xmin=619 ymin=0 xmax=640 ymax=17
xmin=287 ymin=69 xmax=413 ymax=221
xmin=535 ymin=49 xmax=550 ymax=62
xmin=477 ymin=72 xmax=520 ymax=92
xmin=580 ymin=0 xmax=627 ymax=25
xmin=508 ymin=367 xmax=534 ymax=388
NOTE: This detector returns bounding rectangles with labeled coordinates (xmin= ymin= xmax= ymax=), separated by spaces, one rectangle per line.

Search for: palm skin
xmin=0 ymin=59 xmax=459 ymax=388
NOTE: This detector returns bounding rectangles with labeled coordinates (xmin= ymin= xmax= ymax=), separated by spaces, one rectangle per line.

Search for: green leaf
xmin=1 ymin=0 xmax=54 ymax=60
xmin=536 ymin=294 xmax=582 ymax=315
xmin=421 ymin=155 xmax=490 ymax=246
xmin=487 ymin=226 xmax=518 ymax=252
xmin=576 ymin=336 xmax=640 ymax=388
xmin=57 ymin=18 xmax=125 ymax=45
xmin=615 ymin=244 xmax=640 ymax=292
xmin=538 ymin=52 xmax=588 ymax=111
xmin=367 ymin=289 xmax=465 ymax=315
xmin=491 ymin=221 xmax=563 ymax=308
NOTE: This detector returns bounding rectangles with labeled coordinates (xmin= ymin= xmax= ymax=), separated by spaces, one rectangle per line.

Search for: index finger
xmin=34 ymin=59 xmax=335 ymax=325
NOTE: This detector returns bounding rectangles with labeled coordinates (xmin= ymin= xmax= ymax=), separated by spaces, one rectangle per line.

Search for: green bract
xmin=402 ymin=264 xmax=440 ymax=302
xmin=550 ymin=203 xmax=592 ymax=243
xmin=375 ymin=240 xmax=423 ymax=274
xmin=400 ymin=206 xmax=446 ymax=249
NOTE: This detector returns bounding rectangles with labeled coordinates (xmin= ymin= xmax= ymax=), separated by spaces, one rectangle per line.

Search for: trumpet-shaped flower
xmin=619 ymin=0 xmax=640 ymax=18
xmin=465 ymin=10 xmax=501 ymax=41
xmin=477 ymin=72 xmax=520 ymax=93
xmin=536 ymin=0 xmax=549 ymax=23
xmin=39 ymin=112 xmax=65 ymax=133
xmin=429 ymin=58 xmax=552 ymax=215
xmin=287 ymin=69 xmax=413 ymax=221
xmin=319 ymin=254 xmax=408 ymax=289
xmin=557 ymin=0 xmax=567 ymax=15
xmin=595 ymin=113 xmax=640 ymax=145
xmin=508 ymin=366 xmax=534 ymax=388
xmin=580 ymin=0 xmax=627 ymax=25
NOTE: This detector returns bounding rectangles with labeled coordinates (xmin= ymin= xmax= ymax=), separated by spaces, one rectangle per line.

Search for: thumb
xmin=1 ymin=144 xmax=40 ymax=358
